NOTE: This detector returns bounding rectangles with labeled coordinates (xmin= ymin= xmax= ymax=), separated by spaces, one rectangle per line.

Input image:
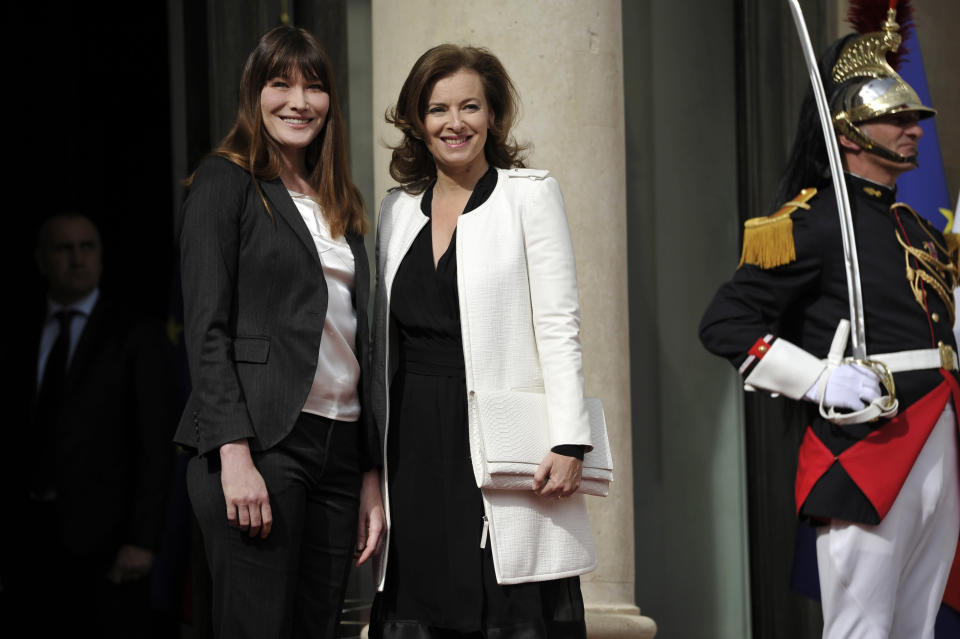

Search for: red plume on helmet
xmin=847 ymin=0 xmax=913 ymax=68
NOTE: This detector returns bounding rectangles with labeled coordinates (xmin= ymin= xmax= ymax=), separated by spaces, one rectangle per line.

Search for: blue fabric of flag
xmin=895 ymin=31 xmax=953 ymax=229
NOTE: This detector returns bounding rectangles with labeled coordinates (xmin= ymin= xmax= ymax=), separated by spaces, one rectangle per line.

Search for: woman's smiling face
xmin=260 ymin=72 xmax=330 ymax=152
xmin=423 ymin=69 xmax=490 ymax=175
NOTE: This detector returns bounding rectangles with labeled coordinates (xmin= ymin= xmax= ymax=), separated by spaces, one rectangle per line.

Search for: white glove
xmin=803 ymin=363 xmax=881 ymax=411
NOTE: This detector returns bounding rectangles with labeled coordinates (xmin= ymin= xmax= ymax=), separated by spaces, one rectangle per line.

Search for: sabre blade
xmin=785 ymin=0 xmax=868 ymax=359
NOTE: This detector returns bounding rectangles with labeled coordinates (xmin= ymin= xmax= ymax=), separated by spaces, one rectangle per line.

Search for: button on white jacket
xmin=372 ymin=167 xmax=597 ymax=587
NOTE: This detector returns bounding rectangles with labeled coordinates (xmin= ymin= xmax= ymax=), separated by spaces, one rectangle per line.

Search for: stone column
xmin=371 ymin=1 xmax=654 ymax=636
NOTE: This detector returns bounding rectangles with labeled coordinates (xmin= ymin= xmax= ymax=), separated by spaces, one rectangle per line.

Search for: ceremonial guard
xmin=700 ymin=3 xmax=960 ymax=637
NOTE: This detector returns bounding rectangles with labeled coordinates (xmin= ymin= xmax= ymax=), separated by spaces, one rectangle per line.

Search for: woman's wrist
xmin=550 ymin=444 xmax=585 ymax=460
xmin=220 ymin=439 xmax=252 ymax=462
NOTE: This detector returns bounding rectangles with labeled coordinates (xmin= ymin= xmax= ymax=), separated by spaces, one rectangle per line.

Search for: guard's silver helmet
xmin=830 ymin=8 xmax=935 ymax=163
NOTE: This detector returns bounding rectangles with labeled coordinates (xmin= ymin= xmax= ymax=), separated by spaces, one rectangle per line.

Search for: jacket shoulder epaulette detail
xmin=507 ymin=168 xmax=550 ymax=180
xmin=738 ymin=187 xmax=817 ymax=269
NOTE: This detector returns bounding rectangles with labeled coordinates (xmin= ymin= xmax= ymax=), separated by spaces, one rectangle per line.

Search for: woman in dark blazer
xmin=174 ymin=26 xmax=383 ymax=638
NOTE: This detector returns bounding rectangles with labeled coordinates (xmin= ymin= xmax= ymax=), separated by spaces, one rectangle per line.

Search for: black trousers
xmin=188 ymin=413 xmax=361 ymax=639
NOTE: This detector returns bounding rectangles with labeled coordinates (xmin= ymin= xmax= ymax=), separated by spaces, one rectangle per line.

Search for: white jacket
xmin=372 ymin=167 xmax=597 ymax=586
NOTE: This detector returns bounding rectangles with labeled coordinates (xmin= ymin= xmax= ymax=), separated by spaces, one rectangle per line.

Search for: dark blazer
xmin=4 ymin=297 xmax=174 ymax=557
xmin=173 ymin=156 xmax=377 ymax=469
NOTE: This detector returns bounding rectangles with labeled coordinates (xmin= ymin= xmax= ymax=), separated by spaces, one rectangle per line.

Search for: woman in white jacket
xmin=369 ymin=44 xmax=596 ymax=639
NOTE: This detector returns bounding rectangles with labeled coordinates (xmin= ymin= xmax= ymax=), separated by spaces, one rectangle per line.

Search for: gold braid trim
xmin=738 ymin=188 xmax=817 ymax=269
xmin=894 ymin=227 xmax=959 ymax=324
xmin=944 ymin=232 xmax=960 ymax=271
xmin=893 ymin=202 xmax=951 ymax=254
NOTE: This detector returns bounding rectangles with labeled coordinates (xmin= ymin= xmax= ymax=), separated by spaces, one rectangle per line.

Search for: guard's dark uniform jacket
xmin=700 ymin=173 xmax=959 ymax=525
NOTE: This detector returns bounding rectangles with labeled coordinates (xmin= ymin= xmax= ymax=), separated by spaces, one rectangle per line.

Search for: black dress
xmin=370 ymin=168 xmax=586 ymax=638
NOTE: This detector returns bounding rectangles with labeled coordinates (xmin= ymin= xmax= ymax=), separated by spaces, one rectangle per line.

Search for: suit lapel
xmin=66 ymin=298 xmax=107 ymax=390
xmin=259 ymin=178 xmax=323 ymax=271
xmin=347 ymin=234 xmax=369 ymax=314
xmin=26 ymin=307 xmax=46 ymax=420
xmin=261 ymin=178 xmax=372 ymax=318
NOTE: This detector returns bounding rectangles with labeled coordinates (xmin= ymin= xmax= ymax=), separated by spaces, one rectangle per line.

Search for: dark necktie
xmin=31 ymin=309 xmax=77 ymax=496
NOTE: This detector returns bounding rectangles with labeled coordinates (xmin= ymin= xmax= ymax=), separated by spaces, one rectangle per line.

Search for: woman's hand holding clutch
xmin=532 ymin=452 xmax=583 ymax=498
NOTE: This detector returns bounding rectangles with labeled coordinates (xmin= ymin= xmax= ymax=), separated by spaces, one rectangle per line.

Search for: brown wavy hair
xmin=386 ymin=44 xmax=527 ymax=193
xmin=209 ymin=26 xmax=367 ymax=237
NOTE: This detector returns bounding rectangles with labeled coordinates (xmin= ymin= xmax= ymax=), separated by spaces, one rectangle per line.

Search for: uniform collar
xmin=846 ymin=172 xmax=897 ymax=207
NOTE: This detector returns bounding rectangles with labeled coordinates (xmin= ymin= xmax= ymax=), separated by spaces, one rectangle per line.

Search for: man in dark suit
xmin=2 ymin=212 xmax=174 ymax=637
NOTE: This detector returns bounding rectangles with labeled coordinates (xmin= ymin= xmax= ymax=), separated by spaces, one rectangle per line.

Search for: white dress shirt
xmin=37 ymin=288 xmax=100 ymax=390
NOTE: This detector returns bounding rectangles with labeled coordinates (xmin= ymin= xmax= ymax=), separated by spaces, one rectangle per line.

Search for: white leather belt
xmin=870 ymin=342 xmax=958 ymax=373
xmin=815 ymin=322 xmax=955 ymax=426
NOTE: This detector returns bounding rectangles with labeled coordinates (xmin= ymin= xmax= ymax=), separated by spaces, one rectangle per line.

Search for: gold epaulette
xmin=738 ymin=187 xmax=817 ymax=269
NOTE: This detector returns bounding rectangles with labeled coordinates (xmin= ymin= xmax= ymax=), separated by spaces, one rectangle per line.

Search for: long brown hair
xmin=386 ymin=44 xmax=527 ymax=194
xmin=212 ymin=26 xmax=367 ymax=236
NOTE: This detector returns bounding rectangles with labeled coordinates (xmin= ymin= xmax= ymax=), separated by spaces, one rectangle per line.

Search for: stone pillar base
xmin=586 ymin=604 xmax=657 ymax=639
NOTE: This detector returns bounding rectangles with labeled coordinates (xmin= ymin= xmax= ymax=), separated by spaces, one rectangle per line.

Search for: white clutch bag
xmin=473 ymin=390 xmax=614 ymax=497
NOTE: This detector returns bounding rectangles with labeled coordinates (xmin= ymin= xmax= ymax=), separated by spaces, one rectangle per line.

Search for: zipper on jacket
xmin=480 ymin=515 xmax=489 ymax=549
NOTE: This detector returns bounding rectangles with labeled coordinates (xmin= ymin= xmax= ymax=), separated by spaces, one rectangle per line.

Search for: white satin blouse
xmin=289 ymin=191 xmax=361 ymax=422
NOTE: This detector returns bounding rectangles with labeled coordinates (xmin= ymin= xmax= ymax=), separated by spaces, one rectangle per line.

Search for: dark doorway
xmin=7 ymin=0 xmax=174 ymax=325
